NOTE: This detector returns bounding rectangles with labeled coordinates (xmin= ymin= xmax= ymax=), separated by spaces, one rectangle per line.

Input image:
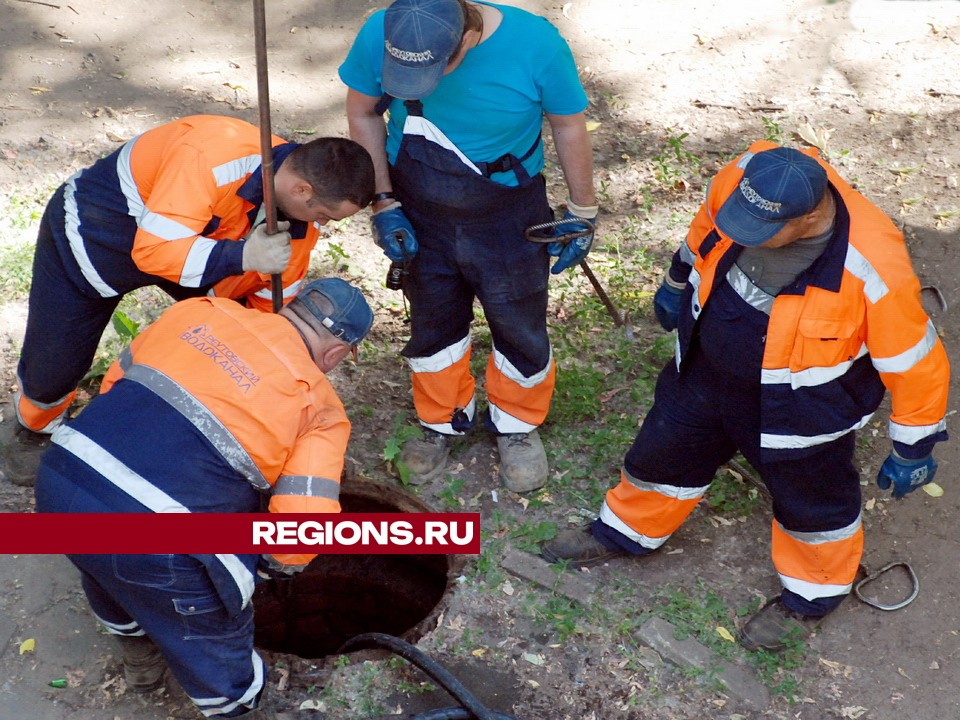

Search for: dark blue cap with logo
xmin=290 ymin=277 xmax=373 ymax=347
xmin=382 ymin=0 xmax=465 ymax=100
xmin=715 ymin=147 xmax=828 ymax=247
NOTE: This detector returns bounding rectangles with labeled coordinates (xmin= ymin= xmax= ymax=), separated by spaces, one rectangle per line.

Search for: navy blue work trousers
xmin=620 ymin=347 xmax=862 ymax=615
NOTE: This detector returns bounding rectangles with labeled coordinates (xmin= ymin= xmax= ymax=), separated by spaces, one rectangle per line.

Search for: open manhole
xmin=253 ymin=476 xmax=460 ymax=659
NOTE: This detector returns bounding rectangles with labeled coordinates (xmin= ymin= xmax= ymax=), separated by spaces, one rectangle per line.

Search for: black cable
xmin=337 ymin=632 xmax=519 ymax=720
xmin=366 ymin=711 xmax=517 ymax=720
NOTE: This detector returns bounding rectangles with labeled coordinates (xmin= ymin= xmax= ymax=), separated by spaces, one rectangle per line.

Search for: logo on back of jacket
xmin=179 ymin=324 xmax=261 ymax=393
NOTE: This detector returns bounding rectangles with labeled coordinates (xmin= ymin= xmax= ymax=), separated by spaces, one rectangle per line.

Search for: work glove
xmin=242 ymin=220 xmax=292 ymax=274
xmin=653 ymin=279 xmax=685 ymax=331
xmin=876 ymin=451 xmax=938 ymax=499
xmin=255 ymin=554 xmax=301 ymax=581
xmin=547 ymin=201 xmax=598 ymax=275
xmin=371 ymin=202 xmax=418 ymax=263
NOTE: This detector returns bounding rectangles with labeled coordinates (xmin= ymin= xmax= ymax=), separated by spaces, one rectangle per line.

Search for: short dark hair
xmin=286 ymin=137 xmax=375 ymax=208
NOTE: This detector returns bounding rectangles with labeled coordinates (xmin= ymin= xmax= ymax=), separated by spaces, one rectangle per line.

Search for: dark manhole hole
xmin=253 ymin=477 xmax=459 ymax=659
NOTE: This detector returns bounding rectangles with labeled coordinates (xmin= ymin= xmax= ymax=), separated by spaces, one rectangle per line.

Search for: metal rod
xmin=253 ymin=0 xmax=283 ymax=313
xmin=578 ymin=259 xmax=625 ymax=327
xmin=524 ymin=218 xmax=632 ymax=335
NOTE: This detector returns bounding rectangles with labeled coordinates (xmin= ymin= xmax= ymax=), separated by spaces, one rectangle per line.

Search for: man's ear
xmin=317 ymin=343 xmax=351 ymax=373
xmin=293 ymin=179 xmax=314 ymax=199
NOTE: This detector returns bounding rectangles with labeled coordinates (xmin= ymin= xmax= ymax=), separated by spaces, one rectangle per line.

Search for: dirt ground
xmin=2 ymin=0 xmax=960 ymax=718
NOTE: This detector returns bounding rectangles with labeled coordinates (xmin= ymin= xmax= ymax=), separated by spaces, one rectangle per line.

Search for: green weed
xmin=80 ymin=308 xmax=142 ymax=386
xmin=654 ymin=583 xmax=739 ymax=660
xmin=437 ymin=475 xmax=465 ymax=510
xmin=651 ymin=132 xmax=701 ymax=189
xmin=508 ymin=519 xmax=557 ymax=553
xmin=705 ymin=464 xmax=761 ymax=517
xmin=762 ymin=116 xmax=785 ymax=144
xmin=0 ymin=240 xmax=36 ymax=298
xmin=382 ymin=416 xmax=425 ymax=485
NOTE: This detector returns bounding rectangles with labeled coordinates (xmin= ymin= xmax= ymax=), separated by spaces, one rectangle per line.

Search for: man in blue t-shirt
xmin=339 ymin=0 xmax=597 ymax=493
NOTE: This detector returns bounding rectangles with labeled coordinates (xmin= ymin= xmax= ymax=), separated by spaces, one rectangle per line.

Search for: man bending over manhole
xmin=34 ymin=278 xmax=373 ymax=719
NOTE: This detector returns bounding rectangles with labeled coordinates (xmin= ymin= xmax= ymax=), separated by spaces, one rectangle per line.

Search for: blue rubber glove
xmin=876 ymin=451 xmax=938 ymax=499
xmin=371 ymin=204 xmax=418 ymax=263
xmin=547 ymin=207 xmax=597 ymax=275
xmin=653 ymin=281 xmax=684 ymax=331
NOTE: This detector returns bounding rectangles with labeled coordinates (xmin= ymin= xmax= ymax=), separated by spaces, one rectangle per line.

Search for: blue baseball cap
xmin=715 ymin=147 xmax=828 ymax=246
xmin=289 ymin=277 xmax=373 ymax=347
xmin=382 ymin=0 xmax=464 ymax=100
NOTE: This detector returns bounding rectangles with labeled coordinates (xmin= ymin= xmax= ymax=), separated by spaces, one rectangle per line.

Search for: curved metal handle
xmin=524 ymin=217 xmax=595 ymax=245
xmin=854 ymin=561 xmax=919 ymax=611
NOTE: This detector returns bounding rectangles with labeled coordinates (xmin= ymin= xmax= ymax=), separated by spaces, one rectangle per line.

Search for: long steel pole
xmin=253 ymin=0 xmax=284 ymax=313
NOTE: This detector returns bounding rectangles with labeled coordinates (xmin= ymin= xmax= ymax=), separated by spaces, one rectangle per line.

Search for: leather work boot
xmin=541 ymin=525 xmax=625 ymax=568
xmin=497 ymin=429 xmax=548 ymax=493
xmin=738 ymin=597 xmax=823 ymax=652
xmin=399 ymin=429 xmax=450 ymax=485
xmin=2 ymin=423 xmax=52 ymax=487
xmin=114 ymin=635 xmax=167 ymax=692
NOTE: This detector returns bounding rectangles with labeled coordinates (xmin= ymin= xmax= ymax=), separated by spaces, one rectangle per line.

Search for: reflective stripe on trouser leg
xmin=14 ymin=383 xmax=75 ymax=433
xmin=408 ymin=334 xmax=477 ymax=435
xmin=598 ymin=469 xmax=709 ymax=552
xmin=772 ymin=514 xmax=863 ymax=603
xmin=486 ymin=345 xmax=555 ymax=434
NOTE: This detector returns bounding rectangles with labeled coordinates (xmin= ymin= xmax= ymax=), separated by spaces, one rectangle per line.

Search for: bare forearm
xmin=345 ymin=90 xmax=394 ymax=211
xmin=548 ymin=112 xmax=596 ymax=207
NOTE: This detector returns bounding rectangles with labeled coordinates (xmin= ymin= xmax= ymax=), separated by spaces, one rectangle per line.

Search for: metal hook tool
xmin=525 ymin=218 xmax=634 ymax=338
xmin=854 ymin=561 xmax=919 ymax=611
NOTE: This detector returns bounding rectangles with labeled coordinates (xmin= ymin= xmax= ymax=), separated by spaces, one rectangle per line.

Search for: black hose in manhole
xmin=253 ymin=477 xmax=462 ymax=659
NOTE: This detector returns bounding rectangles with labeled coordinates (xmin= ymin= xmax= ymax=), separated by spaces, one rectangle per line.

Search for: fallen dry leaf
xmin=922 ymin=482 xmax=944 ymax=497
xmin=715 ymin=626 xmax=735 ymax=643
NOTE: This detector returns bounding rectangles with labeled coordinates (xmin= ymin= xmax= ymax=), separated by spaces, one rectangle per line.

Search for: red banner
xmin=0 ymin=513 xmax=480 ymax=554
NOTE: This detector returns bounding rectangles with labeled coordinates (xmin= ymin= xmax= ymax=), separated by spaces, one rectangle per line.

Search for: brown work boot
xmin=541 ymin=525 xmax=625 ymax=568
xmin=399 ymin=429 xmax=450 ymax=485
xmin=114 ymin=635 xmax=167 ymax=692
xmin=2 ymin=423 xmax=52 ymax=487
xmin=497 ymin=429 xmax=548 ymax=493
xmin=738 ymin=597 xmax=823 ymax=652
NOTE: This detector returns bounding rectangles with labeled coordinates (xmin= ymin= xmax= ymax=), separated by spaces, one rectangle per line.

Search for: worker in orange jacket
xmin=3 ymin=115 xmax=374 ymax=486
xmin=34 ymin=277 xmax=373 ymax=718
xmin=543 ymin=142 xmax=950 ymax=651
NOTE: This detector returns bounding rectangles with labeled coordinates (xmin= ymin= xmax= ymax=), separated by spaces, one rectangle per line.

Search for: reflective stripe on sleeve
xmin=273 ymin=475 xmax=340 ymax=501
xmin=212 ymin=155 xmax=261 ymax=187
xmin=871 ymin=320 xmax=939 ymax=374
xmin=179 ymin=236 xmax=218 ymax=287
xmin=843 ymin=244 xmax=889 ymax=304
xmin=889 ymin=418 xmax=948 ymax=445
xmin=254 ymin=278 xmax=303 ymax=301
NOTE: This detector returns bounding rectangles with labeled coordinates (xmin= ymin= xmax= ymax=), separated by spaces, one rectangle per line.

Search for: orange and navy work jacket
xmin=666 ymin=141 xmax=949 ymax=461
xmin=47 ymin=297 xmax=348 ymax=613
xmin=53 ymin=115 xmax=318 ymax=310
